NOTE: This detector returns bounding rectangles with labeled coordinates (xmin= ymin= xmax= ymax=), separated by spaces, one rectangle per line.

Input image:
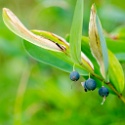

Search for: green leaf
xmin=31 ymin=30 xmax=94 ymax=73
xmin=108 ymin=51 xmax=124 ymax=93
xmin=69 ymin=0 xmax=83 ymax=64
xmin=2 ymin=8 xmax=66 ymax=52
xmin=2 ymin=8 xmax=94 ymax=73
xmin=23 ymin=40 xmax=88 ymax=75
xmin=89 ymin=4 xmax=109 ymax=80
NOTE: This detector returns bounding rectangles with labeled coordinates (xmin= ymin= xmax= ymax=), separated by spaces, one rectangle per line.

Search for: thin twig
xmin=93 ymin=73 xmax=125 ymax=103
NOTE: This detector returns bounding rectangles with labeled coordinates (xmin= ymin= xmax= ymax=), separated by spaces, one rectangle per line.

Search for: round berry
xmin=84 ymin=78 xmax=96 ymax=91
xmin=98 ymin=86 xmax=109 ymax=97
xmin=70 ymin=71 xmax=80 ymax=81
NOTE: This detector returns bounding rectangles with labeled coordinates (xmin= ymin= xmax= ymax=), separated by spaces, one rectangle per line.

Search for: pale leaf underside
xmin=89 ymin=5 xmax=108 ymax=78
xmin=2 ymin=8 xmax=94 ymax=72
xmin=3 ymin=8 xmax=66 ymax=52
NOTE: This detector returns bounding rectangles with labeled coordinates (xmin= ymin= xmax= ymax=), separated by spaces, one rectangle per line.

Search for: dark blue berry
xmin=84 ymin=78 xmax=96 ymax=91
xmin=70 ymin=71 xmax=80 ymax=81
xmin=98 ymin=86 xmax=109 ymax=97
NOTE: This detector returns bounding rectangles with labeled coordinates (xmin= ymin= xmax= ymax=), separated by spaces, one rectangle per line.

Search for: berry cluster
xmin=69 ymin=71 xmax=109 ymax=104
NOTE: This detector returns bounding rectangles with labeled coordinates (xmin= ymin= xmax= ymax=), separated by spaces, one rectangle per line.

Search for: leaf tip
xmin=3 ymin=7 xmax=7 ymax=13
xmin=2 ymin=8 xmax=14 ymax=27
xmin=2 ymin=8 xmax=7 ymax=17
xmin=2 ymin=8 xmax=10 ymax=18
xmin=91 ymin=3 xmax=96 ymax=13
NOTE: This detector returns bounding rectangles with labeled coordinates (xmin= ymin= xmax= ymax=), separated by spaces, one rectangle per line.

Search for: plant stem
xmin=92 ymin=73 xmax=125 ymax=104
xmin=66 ymin=48 xmax=125 ymax=103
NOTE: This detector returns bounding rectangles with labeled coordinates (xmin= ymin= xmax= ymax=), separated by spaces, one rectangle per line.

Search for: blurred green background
xmin=0 ymin=0 xmax=125 ymax=125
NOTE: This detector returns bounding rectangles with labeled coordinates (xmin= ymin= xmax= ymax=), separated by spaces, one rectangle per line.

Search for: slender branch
xmin=92 ymin=73 xmax=125 ymax=104
xmin=63 ymin=46 xmax=125 ymax=103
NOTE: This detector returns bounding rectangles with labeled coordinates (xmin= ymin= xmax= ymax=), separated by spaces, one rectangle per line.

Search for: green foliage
xmin=69 ymin=0 xmax=83 ymax=64
xmin=2 ymin=8 xmax=62 ymax=52
xmin=24 ymin=39 xmax=88 ymax=75
xmin=1 ymin=0 xmax=125 ymax=125
xmin=2 ymin=0 xmax=125 ymax=97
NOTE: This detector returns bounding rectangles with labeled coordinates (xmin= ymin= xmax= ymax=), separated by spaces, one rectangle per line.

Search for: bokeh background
xmin=0 ymin=0 xmax=125 ymax=125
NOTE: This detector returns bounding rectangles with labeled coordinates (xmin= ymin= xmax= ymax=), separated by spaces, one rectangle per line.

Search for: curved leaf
xmin=89 ymin=4 xmax=109 ymax=79
xmin=31 ymin=30 xmax=69 ymax=50
xmin=2 ymin=7 xmax=94 ymax=73
xmin=2 ymin=8 xmax=66 ymax=52
xmin=31 ymin=30 xmax=94 ymax=72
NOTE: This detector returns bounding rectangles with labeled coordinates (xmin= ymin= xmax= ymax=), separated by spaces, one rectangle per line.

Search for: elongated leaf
xmin=89 ymin=4 xmax=108 ymax=79
xmin=108 ymin=51 xmax=124 ymax=93
xmin=2 ymin=8 xmax=94 ymax=73
xmin=2 ymin=8 xmax=67 ymax=52
xmin=69 ymin=0 xmax=83 ymax=63
xmin=23 ymin=40 xmax=88 ymax=75
xmin=31 ymin=30 xmax=69 ymax=49
xmin=31 ymin=30 xmax=94 ymax=72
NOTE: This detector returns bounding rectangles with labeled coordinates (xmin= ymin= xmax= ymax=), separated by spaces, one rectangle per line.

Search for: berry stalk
xmin=92 ymin=73 xmax=125 ymax=103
